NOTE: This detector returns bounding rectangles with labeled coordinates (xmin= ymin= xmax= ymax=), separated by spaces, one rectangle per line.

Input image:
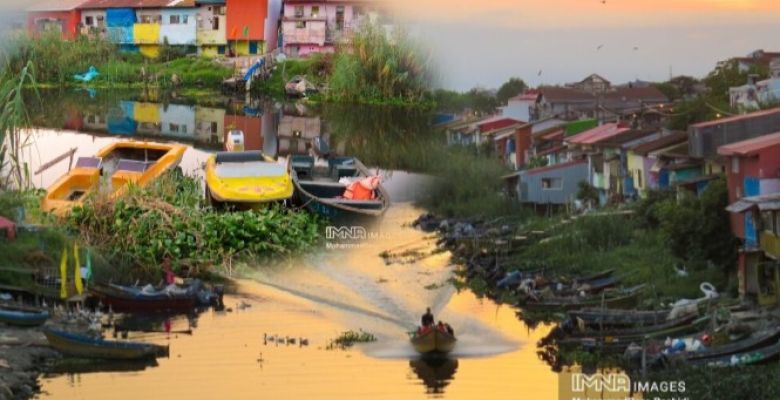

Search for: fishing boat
xmin=43 ymin=328 xmax=168 ymax=360
xmin=288 ymin=155 xmax=390 ymax=221
xmin=411 ymin=327 xmax=457 ymax=354
xmin=566 ymin=313 xmax=699 ymax=338
xmin=204 ymin=150 xmax=293 ymax=207
xmin=521 ymin=285 xmax=645 ymax=312
xmin=0 ymin=304 xmax=49 ymax=327
xmin=651 ymin=325 xmax=780 ymax=368
xmin=90 ymin=282 xmax=202 ymax=313
xmin=41 ymin=141 xmax=187 ymax=216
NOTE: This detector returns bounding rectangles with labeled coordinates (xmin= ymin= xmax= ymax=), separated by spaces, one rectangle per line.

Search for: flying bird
xmin=537 ymin=69 xmax=543 ymax=76
xmin=597 ymin=44 xmax=604 ymax=51
xmin=633 ymin=46 xmax=639 ymax=51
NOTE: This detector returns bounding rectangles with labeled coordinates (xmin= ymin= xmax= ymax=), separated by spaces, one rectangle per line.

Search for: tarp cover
xmin=106 ymin=8 xmax=135 ymax=27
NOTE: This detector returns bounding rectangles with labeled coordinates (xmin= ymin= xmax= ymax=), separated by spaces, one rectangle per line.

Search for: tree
xmin=496 ymin=77 xmax=528 ymax=105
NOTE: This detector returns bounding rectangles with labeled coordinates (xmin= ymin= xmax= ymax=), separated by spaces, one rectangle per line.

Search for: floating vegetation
xmin=424 ymin=282 xmax=446 ymax=290
xmin=326 ymin=330 xmax=377 ymax=350
xmin=66 ymin=173 xmax=322 ymax=280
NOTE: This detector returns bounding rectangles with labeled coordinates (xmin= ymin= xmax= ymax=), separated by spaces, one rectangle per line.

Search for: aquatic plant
xmin=326 ymin=330 xmax=377 ymax=350
xmin=66 ymin=173 xmax=322 ymax=279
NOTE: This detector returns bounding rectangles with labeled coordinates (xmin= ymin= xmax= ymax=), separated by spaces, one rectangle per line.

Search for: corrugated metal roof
xmin=566 ymin=123 xmax=631 ymax=145
xmin=717 ymin=131 xmax=780 ymax=156
xmin=691 ymin=107 xmax=780 ymax=129
xmin=28 ymin=0 xmax=88 ymax=12
xmin=630 ymin=132 xmax=688 ymax=155
xmin=727 ymin=193 xmax=780 ymax=213
xmin=78 ymin=0 xmax=176 ymax=9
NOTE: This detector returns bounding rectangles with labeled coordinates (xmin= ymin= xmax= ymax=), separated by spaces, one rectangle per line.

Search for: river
xmin=20 ymin=90 xmax=559 ymax=400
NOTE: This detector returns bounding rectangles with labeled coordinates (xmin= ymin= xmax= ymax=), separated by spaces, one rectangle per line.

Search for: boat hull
xmin=411 ymin=329 xmax=457 ymax=354
xmin=43 ymin=329 xmax=165 ymax=360
xmin=0 ymin=306 xmax=49 ymax=327
xmin=91 ymin=286 xmax=195 ymax=313
xmin=204 ymin=152 xmax=294 ymax=206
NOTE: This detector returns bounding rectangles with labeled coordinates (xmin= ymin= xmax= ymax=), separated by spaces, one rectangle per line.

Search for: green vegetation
xmin=66 ymin=173 xmax=322 ymax=280
xmin=496 ymin=77 xmax=528 ymax=105
xmin=0 ymin=60 xmax=37 ymax=190
xmin=431 ymin=88 xmax=500 ymax=114
xmin=252 ymin=55 xmax=330 ymax=99
xmin=326 ymin=330 xmax=377 ymax=350
xmin=2 ymin=32 xmax=232 ymax=90
xmin=642 ymin=364 xmax=780 ymax=400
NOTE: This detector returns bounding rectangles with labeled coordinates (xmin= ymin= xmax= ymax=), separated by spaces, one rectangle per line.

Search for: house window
xmin=212 ymin=16 xmax=220 ymax=30
xmin=214 ymin=6 xmax=225 ymax=15
xmin=732 ymin=157 xmax=740 ymax=173
xmin=542 ymin=177 xmax=563 ymax=190
xmin=636 ymin=170 xmax=642 ymax=188
xmin=170 ymin=123 xmax=180 ymax=133
xmin=762 ymin=211 xmax=774 ymax=234
xmin=294 ymin=6 xmax=304 ymax=17
xmin=296 ymin=21 xmax=306 ymax=29
xmin=170 ymin=15 xmax=180 ymax=24
xmin=85 ymin=16 xmax=94 ymax=26
xmin=311 ymin=6 xmax=320 ymax=18
xmin=210 ymin=122 xmax=218 ymax=134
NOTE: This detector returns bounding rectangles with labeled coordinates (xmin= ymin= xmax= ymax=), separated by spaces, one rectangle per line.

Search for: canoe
xmin=689 ymin=339 xmax=780 ymax=367
xmin=43 ymin=328 xmax=168 ymax=360
xmin=204 ymin=150 xmax=293 ymax=207
xmin=522 ymin=285 xmax=645 ymax=312
xmin=0 ymin=305 xmax=49 ymax=327
xmin=41 ymin=141 xmax=187 ymax=216
xmin=288 ymin=155 xmax=390 ymax=221
xmin=566 ymin=313 xmax=699 ymax=338
xmin=411 ymin=328 xmax=457 ymax=354
xmin=90 ymin=283 xmax=197 ymax=313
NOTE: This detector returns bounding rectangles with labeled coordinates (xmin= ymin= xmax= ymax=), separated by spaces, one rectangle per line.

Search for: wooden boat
xmin=652 ymin=326 xmax=780 ymax=367
xmin=689 ymin=339 xmax=780 ymax=367
xmin=567 ymin=313 xmax=699 ymax=338
xmin=0 ymin=304 xmax=49 ymax=327
xmin=41 ymin=141 xmax=187 ymax=216
xmin=43 ymin=328 xmax=168 ymax=360
xmin=568 ymin=308 xmax=671 ymax=327
xmin=204 ymin=150 xmax=293 ymax=207
xmin=522 ymin=285 xmax=645 ymax=312
xmin=288 ymin=155 xmax=390 ymax=221
xmin=90 ymin=283 xmax=197 ymax=313
xmin=411 ymin=327 xmax=457 ymax=354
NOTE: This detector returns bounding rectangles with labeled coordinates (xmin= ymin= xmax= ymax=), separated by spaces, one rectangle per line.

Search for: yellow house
xmin=134 ymin=23 xmax=160 ymax=58
xmin=195 ymin=106 xmax=226 ymax=145
xmin=197 ymin=3 xmax=227 ymax=57
xmin=625 ymin=132 xmax=688 ymax=197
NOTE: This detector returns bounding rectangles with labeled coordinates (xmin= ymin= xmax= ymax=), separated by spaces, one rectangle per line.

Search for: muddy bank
xmin=0 ymin=327 xmax=59 ymax=400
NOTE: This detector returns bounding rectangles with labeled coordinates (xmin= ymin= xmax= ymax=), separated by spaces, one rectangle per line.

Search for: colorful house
xmin=27 ymin=0 xmax=85 ymax=40
xmin=195 ymin=0 xmax=227 ymax=56
xmin=160 ymin=2 xmax=198 ymax=47
xmin=281 ymin=0 xmax=382 ymax=57
xmin=225 ymin=0 xmax=282 ymax=56
xmin=195 ymin=106 xmax=226 ymax=144
xmin=689 ymin=107 xmax=780 ymax=160
xmin=160 ymin=103 xmax=196 ymax=139
xmin=625 ymin=131 xmax=688 ymax=197
xmin=726 ymin=194 xmax=780 ymax=306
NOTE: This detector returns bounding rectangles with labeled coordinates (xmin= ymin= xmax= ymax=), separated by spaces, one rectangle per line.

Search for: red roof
xmin=78 ymin=0 xmax=174 ymax=8
xmin=718 ymin=131 xmax=780 ymax=156
xmin=691 ymin=107 xmax=780 ymax=129
xmin=508 ymin=89 xmax=540 ymax=102
xmin=567 ymin=123 xmax=631 ymax=145
xmin=540 ymin=129 xmax=564 ymax=141
xmin=477 ymin=116 xmax=524 ymax=133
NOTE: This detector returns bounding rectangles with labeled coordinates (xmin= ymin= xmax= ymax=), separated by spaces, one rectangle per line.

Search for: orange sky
xmin=391 ymin=0 xmax=780 ymax=28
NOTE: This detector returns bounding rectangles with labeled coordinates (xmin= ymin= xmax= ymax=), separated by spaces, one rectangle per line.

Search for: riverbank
xmin=0 ymin=326 xmax=59 ymax=399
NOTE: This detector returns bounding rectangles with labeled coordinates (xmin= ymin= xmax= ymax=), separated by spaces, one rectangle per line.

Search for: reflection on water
xmin=409 ymin=357 xmax=459 ymax=395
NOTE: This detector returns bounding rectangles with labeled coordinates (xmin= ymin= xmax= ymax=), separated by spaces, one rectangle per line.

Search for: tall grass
xmin=0 ymin=60 xmax=37 ymax=190
xmin=328 ymin=22 xmax=431 ymax=105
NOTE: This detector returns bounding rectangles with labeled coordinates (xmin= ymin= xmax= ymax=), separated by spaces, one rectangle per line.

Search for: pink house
xmin=281 ymin=0 xmax=384 ymax=57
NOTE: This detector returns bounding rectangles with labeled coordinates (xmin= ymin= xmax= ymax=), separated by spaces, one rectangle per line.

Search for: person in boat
xmin=421 ymin=308 xmax=434 ymax=327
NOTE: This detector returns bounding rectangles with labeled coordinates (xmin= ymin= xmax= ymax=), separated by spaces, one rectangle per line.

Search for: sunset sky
xmin=388 ymin=0 xmax=780 ymax=90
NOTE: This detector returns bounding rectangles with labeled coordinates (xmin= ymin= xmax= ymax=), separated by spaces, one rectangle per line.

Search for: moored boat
xmin=411 ymin=327 xmax=457 ymax=354
xmin=288 ymin=155 xmax=390 ymax=221
xmin=43 ymin=328 xmax=168 ymax=360
xmin=41 ymin=141 xmax=187 ymax=216
xmin=90 ymin=282 xmax=203 ymax=313
xmin=689 ymin=339 xmax=780 ymax=367
xmin=204 ymin=150 xmax=293 ymax=207
xmin=0 ymin=304 xmax=50 ymax=327
xmin=521 ymin=285 xmax=645 ymax=312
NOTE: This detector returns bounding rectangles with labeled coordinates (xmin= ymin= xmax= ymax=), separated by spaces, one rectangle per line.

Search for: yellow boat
xmin=204 ymin=151 xmax=293 ymax=207
xmin=41 ymin=141 xmax=187 ymax=216
xmin=411 ymin=327 xmax=457 ymax=354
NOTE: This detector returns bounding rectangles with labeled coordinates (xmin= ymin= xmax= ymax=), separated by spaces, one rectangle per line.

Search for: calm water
xmin=21 ymin=90 xmax=560 ymax=400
